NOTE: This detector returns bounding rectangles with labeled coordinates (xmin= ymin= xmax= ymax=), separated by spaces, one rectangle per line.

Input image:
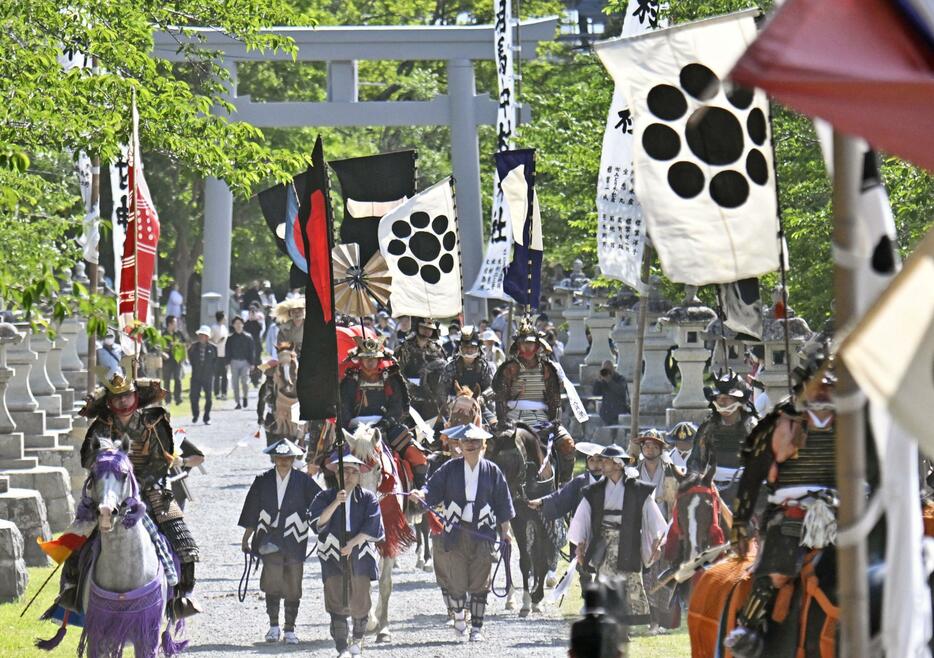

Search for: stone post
xmin=0 ymin=485 xmax=51 ymax=566
xmin=637 ymin=321 xmax=676 ymax=431
xmin=0 ymin=518 xmax=28 ymax=602
xmin=59 ymin=317 xmax=88 ymax=400
xmin=758 ymin=316 xmax=813 ymax=412
xmin=611 ymin=307 xmax=637 ymax=382
xmin=661 ymin=297 xmax=718 ymax=426
xmin=0 ymin=324 xmax=37 ymax=469
xmin=581 ymin=303 xmax=616 ymax=386
xmin=47 ymin=332 xmax=76 ymax=413
xmin=6 ymin=324 xmax=57 ymax=449
xmin=560 ymin=304 xmax=590 ymax=378
xmin=28 ymin=331 xmax=71 ymax=432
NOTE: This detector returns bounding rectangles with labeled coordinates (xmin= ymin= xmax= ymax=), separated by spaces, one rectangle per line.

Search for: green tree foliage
xmin=0 ymin=0 xmax=308 ymax=328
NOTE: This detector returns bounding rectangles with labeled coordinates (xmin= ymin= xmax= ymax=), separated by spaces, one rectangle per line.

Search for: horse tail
xmin=35 ymin=610 xmax=69 ymax=651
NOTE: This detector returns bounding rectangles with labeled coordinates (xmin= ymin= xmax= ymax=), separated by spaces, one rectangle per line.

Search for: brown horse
xmin=664 ymin=467 xmax=727 ymax=570
xmin=485 ymin=423 xmax=559 ymax=616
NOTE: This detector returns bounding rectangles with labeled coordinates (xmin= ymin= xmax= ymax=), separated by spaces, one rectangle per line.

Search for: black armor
xmin=688 ymin=412 xmax=757 ymax=473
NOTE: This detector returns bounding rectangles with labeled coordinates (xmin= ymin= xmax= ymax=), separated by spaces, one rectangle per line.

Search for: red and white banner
xmin=118 ymin=98 xmax=160 ymax=331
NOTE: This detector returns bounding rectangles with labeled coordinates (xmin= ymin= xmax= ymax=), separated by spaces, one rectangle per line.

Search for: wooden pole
xmin=85 ymin=157 xmax=101 ymax=393
xmin=627 ymin=245 xmax=652 ymax=454
xmin=831 ymin=130 xmax=870 ymax=658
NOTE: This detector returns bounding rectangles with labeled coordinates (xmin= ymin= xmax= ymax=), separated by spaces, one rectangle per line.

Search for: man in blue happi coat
xmin=527 ymin=441 xmax=604 ymax=585
xmin=410 ymin=423 xmax=515 ymax=642
xmin=309 ymin=451 xmax=384 ymax=658
xmin=238 ymin=438 xmax=323 ymax=645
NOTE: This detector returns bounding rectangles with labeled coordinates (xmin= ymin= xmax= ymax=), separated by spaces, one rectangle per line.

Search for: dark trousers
xmin=163 ymin=361 xmax=183 ymax=404
xmin=190 ymin=378 xmax=213 ymax=421
xmin=213 ymin=360 xmax=228 ymax=396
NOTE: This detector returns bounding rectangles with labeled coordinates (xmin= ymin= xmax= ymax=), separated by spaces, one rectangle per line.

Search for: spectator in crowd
xmin=375 ymin=310 xmax=396 ymax=348
xmin=166 ymin=283 xmax=184 ymax=323
xmin=259 ymin=280 xmax=277 ymax=317
xmin=592 ymin=359 xmax=630 ymax=426
xmin=490 ymin=307 xmax=507 ymax=337
xmin=96 ymin=330 xmax=124 ymax=379
xmin=480 ymin=329 xmax=506 ymax=369
xmin=210 ymin=311 xmax=229 ymax=400
xmin=478 ymin=318 xmax=490 ymax=333
xmin=226 ymin=316 xmax=256 ymax=410
xmin=242 ymin=280 xmax=263 ymax=310
xmin=244 ymin=304 xmax=266 ymax=363
xmin=535 ymin=313 xmax=550 ymax=333
xmin=285 ymin=288 xmax=302 ymax=300
xmin=264 ymin=318 xmax=279 ymax=360
xmin=189 ymin=326 xmax=218 ymax=425
xmin=395 ymin=315 xmax=412 ymax=346
xmin=442 ymin=321 xmax=461 ymax=357
xmin=162 ymin=315 xmax=186 ymax=405
xmin=546 ymin=329 xmax=565 ymax=361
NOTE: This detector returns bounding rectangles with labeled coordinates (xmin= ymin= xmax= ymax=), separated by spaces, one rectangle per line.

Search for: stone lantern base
xmin=1 ymin=465 xmax=74 ymax=533
xmin=0 ymin=486 xmax=51 ymax=566
xmin=0 ymin=519 xmax=28 ymax=603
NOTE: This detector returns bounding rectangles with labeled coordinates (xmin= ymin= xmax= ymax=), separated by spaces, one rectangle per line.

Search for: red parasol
xmin=730 ymin=0 xmax=934 ymax=172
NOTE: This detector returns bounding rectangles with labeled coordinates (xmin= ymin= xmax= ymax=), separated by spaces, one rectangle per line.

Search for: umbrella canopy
xmin=730 ymin=0 xmax=934 ymax=172
xmin=332 ymin=243 xmax=392 ymax=318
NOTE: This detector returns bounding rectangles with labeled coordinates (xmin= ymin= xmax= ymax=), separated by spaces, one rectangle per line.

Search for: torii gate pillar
xmin=448 ymin=59 xmax=484 ymax=322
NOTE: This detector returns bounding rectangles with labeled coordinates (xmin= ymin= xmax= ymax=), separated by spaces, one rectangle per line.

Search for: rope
xmin=491 ymin=540 xmax=514 ymax=598
xmin=237 ymin=551 xmax=259 ymax=603
xmin=399 ymin=492 xmax=515 ymax=598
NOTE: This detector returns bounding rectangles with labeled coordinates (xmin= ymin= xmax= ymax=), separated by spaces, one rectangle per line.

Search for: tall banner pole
xmin=627 ymin=246 xmax=652 ymax=454
xmin=832 ymin=130 xmax=870 ymax=658
xmin=86 ymin=157 xmax=100 ymax=393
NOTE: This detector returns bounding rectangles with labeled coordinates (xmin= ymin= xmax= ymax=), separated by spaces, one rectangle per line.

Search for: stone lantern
xmin=757 ymin=315 xmax=813 ymax=411
xmin=608 ymin=287 xmax=640 ymax=382
xmin=0 ymin=324 xmax=37 ymax=470
xmin=704 ymin=317 xmax=749 ymax=373
xmin=660 ymin=288 xmax=717 ymax=426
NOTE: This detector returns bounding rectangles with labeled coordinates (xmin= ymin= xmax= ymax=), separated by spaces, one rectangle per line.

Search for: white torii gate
xmin=153 ymin=19 xmax=558 ymax=322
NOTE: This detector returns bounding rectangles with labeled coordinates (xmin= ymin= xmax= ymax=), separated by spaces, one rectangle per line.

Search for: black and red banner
xmin=297 ymin=137 xmax=339 ymax=420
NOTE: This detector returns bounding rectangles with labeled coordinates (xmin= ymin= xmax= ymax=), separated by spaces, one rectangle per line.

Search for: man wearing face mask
xmin=687 ymin=371 xmax=757 ymax=486
xmin=492 ymin=318 xmax=576 ymax=484
xmin=96 ymin=330 xmax=124 ymax=378
xmin=436 ymin=327 xmax=495 ymax=426
xmin=396 ymin=318 xmax=447 ymax=419
xmin=72 ymin=374 xmax=201 ymax=618
xmin=725 ymin=336 xmax=839 ymax=658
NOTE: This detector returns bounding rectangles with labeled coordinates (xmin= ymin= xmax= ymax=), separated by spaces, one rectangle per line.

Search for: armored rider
xmin=492 ymin=318 xmax=576 ymax=483
xmin=77 ymin=373 xmax=201 ymax=618
xmin=340 ymin=335 xmax=428 ymax=487
xmin=395 ymin=317 xmax=447 ymax=419
xmin=436 ymin=326 xmax=496 ymax=427
xmin=687 ymin=371 xmax=758 ymax=499
xmin=725 ymin=336 xmax=840 ymax=658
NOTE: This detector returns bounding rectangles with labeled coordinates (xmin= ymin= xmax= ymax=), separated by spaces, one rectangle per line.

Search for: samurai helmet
xmin=703 ymin=369 xmax=753 ymax=415
xmin=104 ymin=373 xmax=136 ymax=396
xmin=511 ymin=317 xmax=551 ymax=354
xmin=351 ymin=335 xmax=387 ymax=359
xmin=634 ymin=428 xmax=667 ymax=447
xmin=459 ymin=326 xmax=482 ymax=347
xmin=414 ymin=317 xmax=439 ymax=338
xmin=667 ymin=421 xmax=698 ymax=444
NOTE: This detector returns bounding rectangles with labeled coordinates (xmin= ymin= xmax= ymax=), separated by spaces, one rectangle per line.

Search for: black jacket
xmin=188 ymin=342 xmax=217 ymax=383
xmin=226 ymin=331 xmax=256 ymax=364
xmin=593 ymin=372 xmax=630 ymax=425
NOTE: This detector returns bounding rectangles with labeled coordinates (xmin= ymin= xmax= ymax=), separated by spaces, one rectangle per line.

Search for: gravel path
xmin=178 ymin=391 xmax=572 ymax=658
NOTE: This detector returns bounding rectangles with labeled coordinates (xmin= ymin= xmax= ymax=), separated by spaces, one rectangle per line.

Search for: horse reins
xmin=400 ymin=492 xmax=515 ymax=599
xmin=238 ymin=551 xmax=260 ymax=603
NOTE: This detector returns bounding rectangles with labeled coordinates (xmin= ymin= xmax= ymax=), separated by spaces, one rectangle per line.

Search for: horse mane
xmin=453 ymin=383 xmax=475 ymax=398
xmin=347 ymin=424 xmax=380 ymax=462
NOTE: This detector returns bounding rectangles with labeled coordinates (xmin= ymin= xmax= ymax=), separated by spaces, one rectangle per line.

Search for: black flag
xmin=718 ymin=278 xmax=763 ymax=341
xmin=297 ymin=137 xmax=339 ymax=420
xmin=330 ymin=150 xmax=417 ymax=267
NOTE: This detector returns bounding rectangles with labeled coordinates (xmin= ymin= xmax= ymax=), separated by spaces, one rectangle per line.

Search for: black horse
xmin=486 ymin=423 xmax=563 ymax=616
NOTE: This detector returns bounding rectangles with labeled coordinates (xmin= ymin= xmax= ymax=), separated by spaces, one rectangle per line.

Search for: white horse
xmin=39 ymin=446 xmax=184 ymax=657
xmin=344 ymin=424 xmax=414 ymax=644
